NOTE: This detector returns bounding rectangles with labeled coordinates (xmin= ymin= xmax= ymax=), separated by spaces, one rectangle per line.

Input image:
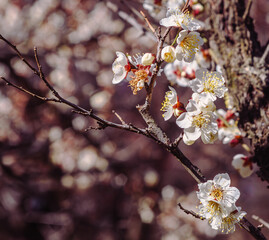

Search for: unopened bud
xmin=141 ymin=53 xmax=155 ymax=66
xmin=161 ymin=46 xmax=176 ymax=63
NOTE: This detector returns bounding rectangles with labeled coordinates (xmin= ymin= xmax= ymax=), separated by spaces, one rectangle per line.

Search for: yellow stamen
xmin=129 ymin=69 xmax=148 ymax=95
xmin=192 ymin=113 xmax=210 ymax=128
xmin=180 ymin=34 xmax=200 ymax=57
xmin=161 ymin=91 xmax=172 ymax=112
xmin=202 ymin=71 xmax=223 ymax=94
xmin=210 ymin=187 xmax=223 ymax=201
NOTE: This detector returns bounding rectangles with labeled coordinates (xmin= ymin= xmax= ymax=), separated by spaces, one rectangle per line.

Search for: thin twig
xmin=0 ymin=34 xmax=38 ymax=75
xmin=0 ymin=76 xmax=60 ymax=103
xmin=178 ymin=203 xmax=205 ymax=220
xmin=243 ymin=0 xmax=252 ymax=21
xmin=259 ymin=44 xmax=269 ymax=65
xmin=182 ymin=0 xmax=191 ymax=12
xmin=140 ymin=10 xmax=156 ymax=33
xmin=172 ymin=132 xmax=183 ymax=147
xmin=252 ymin=215 xmax=269 ymax=230
xmin=112 ymin=110 xmax=126 ymax=125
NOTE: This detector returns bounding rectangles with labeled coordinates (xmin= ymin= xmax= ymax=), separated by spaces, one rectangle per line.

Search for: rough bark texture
xmin=208 ymin=0 xmax=269 ymax=184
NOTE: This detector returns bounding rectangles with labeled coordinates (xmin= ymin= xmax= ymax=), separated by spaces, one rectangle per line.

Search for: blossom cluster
xmin=157 ymin=8 xmax=228 ymax=145
xmin=162 ymin=67 xmax=228 ymax=145
xmin=112 ymin=52 xmax=157 ymax=95
xmin=143 ymin=0 xmax=204 ymax=20
xmin=217 ymin=108 xmax=254 ymax=178
xmin=197 ymin=173 xmax=246 ymax=233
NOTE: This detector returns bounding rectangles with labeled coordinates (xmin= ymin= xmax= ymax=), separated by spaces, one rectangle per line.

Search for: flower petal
xmin=176 ymin=112 xmax=192 ymax=128
xmin=213 ymin=173 xmax=231 ymax=188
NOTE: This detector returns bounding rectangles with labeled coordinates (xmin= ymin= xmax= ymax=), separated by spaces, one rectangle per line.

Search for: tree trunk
xmin=208 ymin=0 xmax=269 ymax=184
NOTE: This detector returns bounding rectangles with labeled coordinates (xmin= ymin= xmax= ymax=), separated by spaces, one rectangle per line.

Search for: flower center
xmin=206 ymin=201 xmax=221 ymax=216
xmin=129 ymin=69 xmax=149 ymax=95
xmin=161 ymin=91 xmax=173 ymax=112
xmin=210 ymin=187 xmax=223 ymax=201
xmin=164 ymin=52 xmax=174 ymax=62
xmin=180 ymin=34 xmax=199 ymax=57
xmin=192 ymin=113 xmax=210 ymax=128
xmin=202 ymin=72 xmax=223 ymax=94
xmin=181 ymin=11 xmax=192 ymax=26
xmin=220 ymin=210 xmax=239 ymax=233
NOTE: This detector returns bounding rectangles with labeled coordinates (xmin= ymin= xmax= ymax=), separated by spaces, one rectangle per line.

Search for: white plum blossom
xmin=160 ymin=8 xmax=202 ymax=31
xmin=176 ymin=99 xmax=218 ymax=145
xmin=232 ymin=154 xmax=254 ymax=178
xmin=141 ymin=53 xmax=155 ymax=66
xmin=200 ymin=203 xmax=246 ymax=233
xmin=192 ymin=92 xmax=216 ymax=112
xmin=164 ymin=59 xmax=198 ymax=87
xmin=195 ymin=48 xmax=211 ymax=68
xmin=161 ymin=45 xmax=176 ymax=63
xmin=197 ymin=173 xmax=240 ymax=208
xmin=191 ymin=2 xmax=204 ymax=16
xmin=197 ymin=173 xmax=244 ymax=234
xmin=143 ymin=0 xmax=167 ymax=20
xmin=161 ymin=86 xmax=185 ymax=120
xmin=143 ymin=0 xmax=186 ymax=20
xmin=189 ymin=68 xmax=228 ymax=101
xmin=127 ymin=53 xmax=162 ymax=95
xmin=175 ymin=30 xmax=204 ymax=62
xmin=218 ymin=121 xmax=242 ymax=146
xmin=217 ymin=109 xmax=243 ymax=146
xmin=112 ymin=53 xmax=160 ymax=95
xmin=112 ymin=51 xmax=130 ymax=84
xmin=219 ymin=206 xmax=246 ymax=233
xmin=167 ymin=0 xmax=185 ymax=9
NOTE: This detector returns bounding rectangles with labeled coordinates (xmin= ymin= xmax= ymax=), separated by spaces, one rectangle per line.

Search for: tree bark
xmin=208 ymin=0 xmax=269 ymax=184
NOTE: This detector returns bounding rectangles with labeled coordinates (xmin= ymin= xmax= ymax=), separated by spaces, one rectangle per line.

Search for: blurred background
xmin=0 ymin=0 xmax=268 ymax=239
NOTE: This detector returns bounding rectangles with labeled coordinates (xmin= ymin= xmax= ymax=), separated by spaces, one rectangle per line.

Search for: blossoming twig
xmin=0 ymin=15 xmax=267 ymax=240
xmin=112 ymin=110 xmax=127 ymax=125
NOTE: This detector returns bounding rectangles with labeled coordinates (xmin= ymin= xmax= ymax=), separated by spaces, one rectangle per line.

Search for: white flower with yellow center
xmin=218 ymin=206 xmax=246 ymax=233
xmin=161 ymin=46 xmax=176 ymax=63
xmin=175 ymin=30 xmax=204 ymax=62
xmin=160 ymin=8 xmax=201 ymax=31
xmin=192 ymin=92 xmax=216 ymax=112
xmin=197 ymin=173 xmax=240 ymax=209
xmin=189 ymin=68 xmax=228 ymax=101
xmin=198 ymin=200 xmax=227 ymax=223
xmin=199 ymin=203 xmax=246 ymax=233
xmin=176 ymin=99 xmax=218 ymax=145
xmin=112 ymin=52 xmax=131 ymax=84
xmin=232 ymin=154 xmax=254 ymax=178
xmin=161 ymin=86 xmax=185 ymax=120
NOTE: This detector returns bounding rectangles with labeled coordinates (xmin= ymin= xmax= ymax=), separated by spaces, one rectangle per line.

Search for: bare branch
xmin=177 ymin=203 xmax=205 ymax=220
xmin=140 ymin=10 xmax=156 ymax=33
xmin=0 ymin=34 xmax=39 ymax=75
xmin=112 ymin=110 xmax=126 ymax=125
xmin=0 ymin=76 xmax=60 ymax=103
xmin=259 ymin=44 xmax=269 ymax=65
xmin=252 ymin=215 xmax=269 ymax=230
